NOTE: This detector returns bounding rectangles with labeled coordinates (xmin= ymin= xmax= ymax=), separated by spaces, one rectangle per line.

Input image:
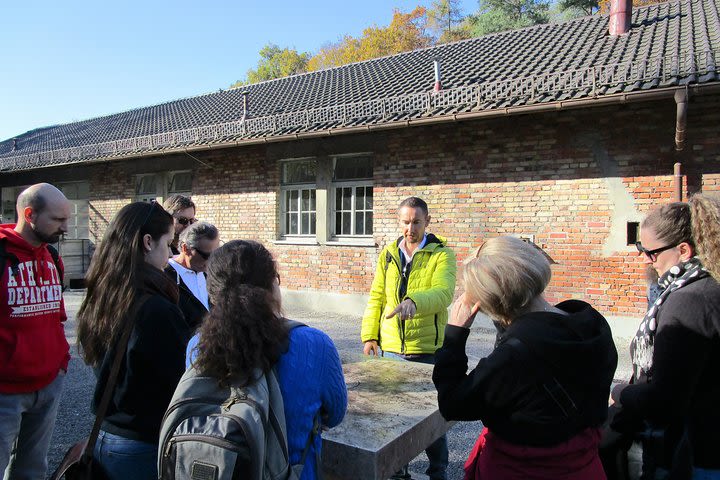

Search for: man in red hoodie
xmin=0 ymin=183 xmax=70 ymax=479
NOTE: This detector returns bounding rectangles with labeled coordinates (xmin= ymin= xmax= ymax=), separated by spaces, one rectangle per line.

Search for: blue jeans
xmin=93 ymin=431 xmax=157 ymax=480
xmin=0 ymin=370 xmax=65 ymax=480
xmin=383 ymin=351 xmax=448 ymax=480
xmin=694 ymin=468 xmax=720 ymax=480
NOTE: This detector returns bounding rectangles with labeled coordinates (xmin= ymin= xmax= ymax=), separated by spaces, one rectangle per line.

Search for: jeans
xmin=383 ymin=351 xmax=449 ymax=480
xmin=694 ymin=468 xmax=720 ymax=480
xmin=0 ymin=371 xmax=65 ymax=480
xmin=93 ymin=430 xmax=158 ymax=480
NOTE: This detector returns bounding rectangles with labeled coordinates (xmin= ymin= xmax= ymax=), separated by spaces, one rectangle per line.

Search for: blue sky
xmin=0 ymin=0 xmax=478 ymax=141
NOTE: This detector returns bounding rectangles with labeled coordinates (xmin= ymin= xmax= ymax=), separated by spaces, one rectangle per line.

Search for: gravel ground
xmin=48 ymin=291 xmax=633 ymax=479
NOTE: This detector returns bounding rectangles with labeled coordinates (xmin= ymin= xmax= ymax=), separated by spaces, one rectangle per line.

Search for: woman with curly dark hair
xmin=186 ymin=240 xmax=347 ymax=480
xmin=610 ymin=193 xmax=720 ymax=479
xmin=77 ymin=201 xmax=191 ymax=480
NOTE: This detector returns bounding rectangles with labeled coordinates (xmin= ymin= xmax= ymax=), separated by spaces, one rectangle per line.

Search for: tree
xmin=597 ymin=0 xmax=665 ymax=14
xmin=427 ymin=0 xmax=471 ymax=43
xmin=557 ymin=0 xmax=598 ymax=16
xmin=468 ymin=0 xmax=550 ymax=36
xmin=231 ymin=44 xmax=310 ymax=88
xmin=307 ymin=7 xmax=432 ymax=71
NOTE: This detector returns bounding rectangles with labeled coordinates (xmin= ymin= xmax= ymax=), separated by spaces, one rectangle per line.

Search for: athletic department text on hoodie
xmin=0 ymin=224 xmax=69 ymax=394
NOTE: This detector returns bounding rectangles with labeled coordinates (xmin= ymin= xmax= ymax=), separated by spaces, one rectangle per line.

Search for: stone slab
xmin=322 ymin=353 xmax=451 ymax=480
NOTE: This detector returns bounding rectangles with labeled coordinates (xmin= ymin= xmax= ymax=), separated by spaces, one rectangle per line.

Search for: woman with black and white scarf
xmin=609 ymin=193 xmax=720 ymax=480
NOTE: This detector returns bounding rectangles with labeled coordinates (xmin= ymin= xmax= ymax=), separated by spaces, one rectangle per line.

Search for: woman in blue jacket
xmin=186 ymin=240 xmax=347 ymax=479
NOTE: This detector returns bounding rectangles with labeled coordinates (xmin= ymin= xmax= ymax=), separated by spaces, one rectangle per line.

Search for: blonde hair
xmin=463 ymin=236 xmax=551 ymax=326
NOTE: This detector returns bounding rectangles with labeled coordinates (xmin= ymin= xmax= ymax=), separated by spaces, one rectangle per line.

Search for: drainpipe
xmin=674 ymin=88 xmax=687 ymax=202
xmin=674 ymin=162 xmax=683 ymax=202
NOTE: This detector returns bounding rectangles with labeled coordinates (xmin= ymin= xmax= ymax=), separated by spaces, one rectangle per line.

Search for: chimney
xmin=241 ymin=91 xmax=249 ymax=121
xmin=433 ymin=58 xmax=442 ymax=92
xmin=609 ymin=0 xmax=632 ymax=36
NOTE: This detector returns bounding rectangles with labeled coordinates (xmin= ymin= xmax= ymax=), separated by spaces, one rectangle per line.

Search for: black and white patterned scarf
xmin=630 ymin=257 xmax=708 ymax=382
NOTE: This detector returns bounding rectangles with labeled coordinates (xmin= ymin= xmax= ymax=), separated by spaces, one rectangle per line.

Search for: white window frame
xmin=279 ymin=158 xmax=317 ymax=239
xmin=135 ymin=170 xmax=192 ymax=203
xmin=330 ymin=155 xmax=373 ymax=240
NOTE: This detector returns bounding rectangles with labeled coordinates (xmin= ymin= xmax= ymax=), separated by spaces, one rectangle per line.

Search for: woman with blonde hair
xmin=433 ymin=236 xmax=618 ymax=480
xmin=610 ymin=193 xmax=720 ymax=479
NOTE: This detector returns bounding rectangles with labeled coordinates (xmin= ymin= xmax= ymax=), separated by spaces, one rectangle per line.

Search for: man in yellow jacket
xmin=361 ymin=196 xmax=456 ymax=480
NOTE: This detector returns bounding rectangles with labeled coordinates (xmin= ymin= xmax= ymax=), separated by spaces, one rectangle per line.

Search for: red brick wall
xmin=86 ymin=93 xmax=720 ymax=317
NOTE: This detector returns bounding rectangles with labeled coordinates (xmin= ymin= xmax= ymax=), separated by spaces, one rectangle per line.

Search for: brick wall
xmin=85 ymin=93 xmax=720 ymax=318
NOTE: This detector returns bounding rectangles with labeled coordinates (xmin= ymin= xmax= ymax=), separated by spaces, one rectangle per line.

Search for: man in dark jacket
xmin=0 ymin=183 xmax=71 ymax=479
xmin=164 ymin=221 xmax=219 ymax=329
xmin=162 ymin=194 xmax=196 ymax=255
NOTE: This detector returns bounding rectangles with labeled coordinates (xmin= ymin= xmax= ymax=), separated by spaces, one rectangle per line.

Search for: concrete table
xmin=322 ymin=353 xmax=451 ymax=480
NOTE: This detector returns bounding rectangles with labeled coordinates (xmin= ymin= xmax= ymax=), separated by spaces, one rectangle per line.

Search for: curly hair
xmin=193 ymin=240 xmax=288 ymax=387
xmin=689 ymin=193 xmax=720 ymax=282
xmin=643 ymin=194 xmax=720 ymax=282
xmin=463 ymin=236 xmax=551 ymax=326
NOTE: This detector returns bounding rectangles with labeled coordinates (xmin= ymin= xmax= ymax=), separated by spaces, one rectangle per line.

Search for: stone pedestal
xmin=322 ymin=353 xmax=451 ymax=480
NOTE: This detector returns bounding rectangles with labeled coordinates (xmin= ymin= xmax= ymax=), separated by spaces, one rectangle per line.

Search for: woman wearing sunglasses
xmin=610 ymin=193 xmax=720 ymax=479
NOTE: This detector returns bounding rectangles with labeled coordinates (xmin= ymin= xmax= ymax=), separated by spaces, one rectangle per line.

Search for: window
xmin=168 ymin=171 xmax=193 ymax=195
xmin=278 ymin=155 xmax=373 ymax=243
xmin=332 ymin=156 xmax=373 ymax=237
xmin=627 ymin=222 xmax=640 ymax=246
xmin=135 ymin=170 xmax=192 ymax=203
xmin=280 ymin=160 xmax=317 ymax=236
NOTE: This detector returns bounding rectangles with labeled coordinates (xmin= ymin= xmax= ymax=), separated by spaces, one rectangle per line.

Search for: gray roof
xmin=2 ymin=0 xmax=719 ymax=171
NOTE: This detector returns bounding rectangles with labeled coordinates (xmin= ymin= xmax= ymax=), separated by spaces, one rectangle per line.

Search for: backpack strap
xmin=0 ymin=239 xmax=64 ymax=287
xmin=46 ymin=244 xmax=64 ymax=289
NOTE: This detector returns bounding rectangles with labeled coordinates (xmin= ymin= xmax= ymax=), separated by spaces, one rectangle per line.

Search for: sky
xmin=0 ymin=0 xmax=478 ymax=141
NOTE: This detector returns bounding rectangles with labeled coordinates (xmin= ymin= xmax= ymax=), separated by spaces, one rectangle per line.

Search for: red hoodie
xmin=0 ymin=224 xmax=70 ymax=394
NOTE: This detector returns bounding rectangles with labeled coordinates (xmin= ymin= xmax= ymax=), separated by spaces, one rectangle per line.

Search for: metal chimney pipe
xmin=433 ymin=58 xmax=442 ymax=92
xmin=674 ymin=88 xmax=688 ymax=151
xmin=609 ymin=0 xmax=632 ymax=36
xmin=242 ymin=92 xmax=249 ymax=121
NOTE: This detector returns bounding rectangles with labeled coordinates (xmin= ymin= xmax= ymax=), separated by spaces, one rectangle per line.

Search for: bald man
xmin=0 ymin=183 xmax=71 ymax=479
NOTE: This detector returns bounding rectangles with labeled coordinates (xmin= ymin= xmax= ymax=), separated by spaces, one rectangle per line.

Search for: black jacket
xmin=433 ymin=300 xmax=618 ymax=447
xmin=615 ymin=276 xmax=720 ymax=469
xmin=93 ymin=290 xmax=190 ymax=443
xmin=164 ymin=264 xmax=208 ymax=331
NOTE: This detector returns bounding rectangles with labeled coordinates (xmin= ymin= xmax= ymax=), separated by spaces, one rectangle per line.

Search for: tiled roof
xmin=2 ymin=0 xmax=719 ymax=171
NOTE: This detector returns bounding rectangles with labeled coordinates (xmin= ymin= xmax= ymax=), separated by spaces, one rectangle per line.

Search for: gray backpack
xmin=159 ymin=323 xmax=319 ymax=480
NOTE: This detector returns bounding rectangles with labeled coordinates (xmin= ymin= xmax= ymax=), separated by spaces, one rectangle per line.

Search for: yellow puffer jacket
xmin=361 ymin=234 xmax=457 ymax=355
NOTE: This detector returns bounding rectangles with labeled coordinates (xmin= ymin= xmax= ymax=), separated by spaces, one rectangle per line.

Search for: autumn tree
xmin=231 ymin=44 xmax=310 ymax=88
xmin=427 ymin=0 xmax=472 ymax=43
xmin=467 ymin=0 xmax=550 ymax=36
xmin=307 ymin=7 xmax=432 ymax=71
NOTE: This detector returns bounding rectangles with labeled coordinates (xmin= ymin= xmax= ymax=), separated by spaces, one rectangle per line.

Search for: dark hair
xmin=399 ymin=196 xmax=429 ymax=216
xmin=179 ymin=221 xmax=219 ymax=249
xmin=643 ymin=193 xmax=720 ymax=282
xmin=77 ymin=201 xmax=174 ymax=366
xmin=163 ymin=194 xmax=195 ymax=216
xmin=193 ymin=240 xmax=288 ymax=387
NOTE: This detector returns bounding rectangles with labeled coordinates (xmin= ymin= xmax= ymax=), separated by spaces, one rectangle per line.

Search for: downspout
xmin=674 ymin=88 xmax=688 ymax=201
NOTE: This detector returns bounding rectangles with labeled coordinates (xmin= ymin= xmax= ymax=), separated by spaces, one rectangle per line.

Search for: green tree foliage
xmin=427 ymin=0 xmax=472 ymax=43
xmin=468 ymin=0 xmax=550 ymax=36
xmin=231 ymin=44 xmax=310 ymax=88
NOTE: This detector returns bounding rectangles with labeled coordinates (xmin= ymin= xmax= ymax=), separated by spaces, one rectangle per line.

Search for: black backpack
xmin=0 ymin=238 xmax=64 ymax=287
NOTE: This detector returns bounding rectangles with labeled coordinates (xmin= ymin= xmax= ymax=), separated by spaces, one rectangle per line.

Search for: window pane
xmin=285 ymin=192 xmax=291 ymax=212
xmin=342 ymin=212 xmax=351 ymax=234
xmin=169 ymin=172 xmax=192 ymax=193
xmin=302 ymin=190 xmax=310 ymax=211
xmin=333 ymin=156 xmax=372 ymax=181
xmin=289 ymin=214 xmax=298 ymax=234
xmin=367 ymin=212 xmax=373 ymax=234
xmin=290 ymin=190 xmax=299 ymax=211
xmin=365 ymin=187 xmax=373 ymax=209
xmin=335 ymin=212 xmax=342 ymax=235
xmin=309 ymin=190 xmax=316 ymax=210
xmin=354 ymin=187 xmax=364 ymax=210
xmin=302 ymin=213 xmax=310 ymax=234
xmin=136 ymin=175 xmax=157 ymax=195
xmin=342 ymin=188 xmax=351 ymax=210
xmin=310 ymin=213 xmax=316 ymax=235
xmin=355 ymin=212 xmax=364 ymax=235
xmin=282 ymin=160 xmax=316 ymax=184
xmin=335 ymin=188 xmax=342 ymax=210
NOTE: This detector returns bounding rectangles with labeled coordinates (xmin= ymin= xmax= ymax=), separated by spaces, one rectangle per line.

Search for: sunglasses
xmin=635 ymin=241 xmax=677 ymax=261
xmin=176 ymin=216 xmax=197 ymax=226
xmin=193 ymin=248 xmax=212 ymax=260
